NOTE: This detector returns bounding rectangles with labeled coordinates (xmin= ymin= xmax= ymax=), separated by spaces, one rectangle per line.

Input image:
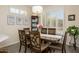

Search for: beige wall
xmin=64 ymin=5 xmax=79 ymax=30
xmin=0 ymin=5 xmax=32 ymax=48
xmin=64 ymin=5 xmax=79 ymax=47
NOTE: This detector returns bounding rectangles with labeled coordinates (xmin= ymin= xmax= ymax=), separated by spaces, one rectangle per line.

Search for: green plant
xmin=67 ymin=25 xmax=79 ymax=36
xmin=67 ymin=25 xmax=79 ymax=50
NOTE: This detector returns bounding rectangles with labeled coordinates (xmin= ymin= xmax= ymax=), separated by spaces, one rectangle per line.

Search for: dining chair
xmin=18 ymin=30 xmax=27 ymax=53
xmin=47 ymin=28 xmax=57 ymax=45
xmin=24 ymin=28 xmax=30 ymax=48
xmin=41 ymin=28 xmax=47 ymax=34
xmin=30 ymin=31 xmax=49 ymax=53
xmin=49 ymin=32 xmax=67 ymax=53
xmin=24 ymin=28 xmax=30 ymax=31
xmin=41 ymin=28 xmax=48 ymax=43
xmin=48 ymin=28 xmax=56 ymax=35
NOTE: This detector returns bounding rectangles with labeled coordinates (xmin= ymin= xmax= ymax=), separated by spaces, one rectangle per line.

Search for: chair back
xmin=48 ymin=28 xmax=56 ymax=35
xmin=30 ymin=31 xmax=41 ymax=50
xmin=18 ymin=30 xmax=26 ymax=42
xmin=24 ymin=28 xmax=29 ymax=30
xmin=41 ymin=28 xmax=47 ymax=34
xmin=24 ymin=28 xmax=30 ymax=42
xmin=24 ymin=28 xmax=30 ymax=34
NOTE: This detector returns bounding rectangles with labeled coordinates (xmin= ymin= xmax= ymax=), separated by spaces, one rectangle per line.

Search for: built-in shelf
xmin=31 ymin=16 xmax=39 ymax=32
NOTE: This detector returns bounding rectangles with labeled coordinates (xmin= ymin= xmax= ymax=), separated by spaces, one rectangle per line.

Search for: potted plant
xmin=67 ymin=25 xmax=79 ymax=50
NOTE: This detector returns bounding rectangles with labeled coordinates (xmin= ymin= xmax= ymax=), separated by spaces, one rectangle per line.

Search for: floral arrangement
xmin=37 ymin=23 xmax=43 ymax=29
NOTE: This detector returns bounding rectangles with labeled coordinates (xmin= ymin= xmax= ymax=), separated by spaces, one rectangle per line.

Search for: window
xmin=10 ymin=8 xmax=27 ymax=15
xmin=10 ymin=8 xmax=17 ymax=14
xmin=47 ymin=16 xmax=56 ymax=27
xmin=42 ymin=14 xmax=46 ymax=27
xmin=42 ymin=9 xmax=64 ymax=34
xmin=20 ymin=10 xmax=24 ymax=15
xmin=57 ymin=19 xmax=63 ymax=27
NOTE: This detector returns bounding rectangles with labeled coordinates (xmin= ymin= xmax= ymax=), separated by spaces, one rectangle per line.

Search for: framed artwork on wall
xmin=68 ymin=15 xmax=75 ymax=21
xmin=16 ymin=16 xmax=23 ymax=25
xmin=7 ymin=15 xmax=16 ymax=25
xmin=23 ymin=17 xmax=30 ymax=25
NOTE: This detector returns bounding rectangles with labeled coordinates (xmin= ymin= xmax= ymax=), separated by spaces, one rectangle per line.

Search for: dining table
xmin=40 ymin=34 xmax=63 ymax=42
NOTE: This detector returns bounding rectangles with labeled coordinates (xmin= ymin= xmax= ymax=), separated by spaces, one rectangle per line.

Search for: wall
xmin=0 ymin=5 xmax=32 ymax=48
xmin=64 ymin=5 xmax=79 ymax=47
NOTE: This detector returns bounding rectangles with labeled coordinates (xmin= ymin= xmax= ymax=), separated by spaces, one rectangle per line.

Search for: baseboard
xmin=0 ymin=41 xmax=19 ymax=48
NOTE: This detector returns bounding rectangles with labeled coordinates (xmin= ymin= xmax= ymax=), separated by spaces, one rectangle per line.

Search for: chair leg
xmin=30 ymin=49 xmax=33 ymax=53
xmin=24 ymin=45 xmax=27 ymax=53
xmin=64 ymin=48 xmax=66 ymax=53
xmin=19 ymin=43 xmax=22 ymax=52
xmin=53 ymin=49 xmax=55 ymax=52
xmin=45 ymin=48 xmax=49 ymax=53
xmin=62 ymin=48 xmax=63 ymax=53
xmin=24 ymin=42 xmax=27 ymax=53
xmin=31 ymin=51 xmax=32 ymax=53
xmin=62 ymin=47 xmax=66 ymax=53
xmin=48 ymin=48 xmax=52 ymax=53
xmin=49 ymin=48 xmax=55 ymax=53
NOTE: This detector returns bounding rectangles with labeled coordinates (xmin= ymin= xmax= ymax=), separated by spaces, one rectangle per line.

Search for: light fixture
xmin=32 ymin=6 xmax=43 ymax=14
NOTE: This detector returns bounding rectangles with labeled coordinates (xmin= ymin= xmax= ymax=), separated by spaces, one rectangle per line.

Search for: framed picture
xmin=7 ymin=15 xmax=16 ymax=25
xmin=23 ymin=18 xmax=28 ymax=25
xmin=23 ymin=17 xmax=30 ymax=25
xmin=16 ymin=16 xmax=23 ymax=25
xmin=68 ymin=15 xmax=75 ymax=21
